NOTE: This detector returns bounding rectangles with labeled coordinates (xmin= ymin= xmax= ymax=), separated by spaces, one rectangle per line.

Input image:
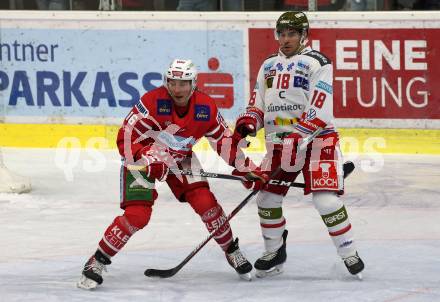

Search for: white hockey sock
xmin=312 ymin=192 xmax=357 ymax=258
xmin=256 ymin=191 xmax=285 ymax=252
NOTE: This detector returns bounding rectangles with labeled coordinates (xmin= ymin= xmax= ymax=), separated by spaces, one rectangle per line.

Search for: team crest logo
xmin=306 ymin=108 xmax=316 ymax=120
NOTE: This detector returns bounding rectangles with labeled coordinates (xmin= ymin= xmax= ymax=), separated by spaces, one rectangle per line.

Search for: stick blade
xmin=144 ymin=268 xmax=178 ymax=278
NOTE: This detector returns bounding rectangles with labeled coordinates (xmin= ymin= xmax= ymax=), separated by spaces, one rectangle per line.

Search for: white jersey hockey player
xmin=232 ymin=11 xmax=365 ymax=278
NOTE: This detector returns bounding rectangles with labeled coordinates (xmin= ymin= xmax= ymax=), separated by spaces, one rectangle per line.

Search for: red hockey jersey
xmin=117 ymin=86 xmax=241 ymax=166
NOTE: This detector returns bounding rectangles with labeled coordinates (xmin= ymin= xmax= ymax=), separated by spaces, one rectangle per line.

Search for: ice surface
xmin=0 ymin=148 xmax=439 ymax=302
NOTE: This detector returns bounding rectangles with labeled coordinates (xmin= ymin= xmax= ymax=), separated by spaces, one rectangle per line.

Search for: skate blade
xmin=77 ymin=275 xmax=99 ymax=290
xmin=255 ymin=264 xmax=284 ymax=278
xmin=238 ymin=272 xmax=252 ymax=281
xmin=355 ymin=272 xmax=363 ymax=280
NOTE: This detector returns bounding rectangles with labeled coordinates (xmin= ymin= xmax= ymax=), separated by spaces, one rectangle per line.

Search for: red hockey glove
xmin=139 ymin=145 xmax=171 ymax=181
xmin=234 ymin=113 xmax=257 ymax=138
xmin=232 ymin=158 xmax=269 ymax=191
xmin=232 ymin=167 xmax=269 ymax=191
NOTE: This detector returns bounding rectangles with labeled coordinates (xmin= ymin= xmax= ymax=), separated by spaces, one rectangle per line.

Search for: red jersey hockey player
xmin=233 ymin=12 xmax=365 ymax=278
xmin=77 ymin=59 xmax=267 ymax=289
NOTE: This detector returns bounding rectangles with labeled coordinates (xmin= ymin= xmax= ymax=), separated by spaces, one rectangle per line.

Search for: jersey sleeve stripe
xmin=205 ymin=124 xmax=221 ymax=137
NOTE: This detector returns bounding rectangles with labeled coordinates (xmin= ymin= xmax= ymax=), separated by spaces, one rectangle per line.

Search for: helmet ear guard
xmin=164 ymin=59 xmax=198 ymax=97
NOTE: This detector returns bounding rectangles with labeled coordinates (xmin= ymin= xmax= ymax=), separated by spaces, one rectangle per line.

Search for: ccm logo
xmin=268 ymin=180 xmax=292 ymax=186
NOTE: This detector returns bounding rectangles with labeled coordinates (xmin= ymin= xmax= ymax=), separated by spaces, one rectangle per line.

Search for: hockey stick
xmin=144 ymin=161 xmax=355 ymax=278
xmin=127 ymin=164 xmax=308 ymax=188
xmin=128 ymin=161 xmax=353 ymax=189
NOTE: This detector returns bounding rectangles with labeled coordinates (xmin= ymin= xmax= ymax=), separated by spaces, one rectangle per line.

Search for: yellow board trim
xmin=1 ymin=123 xmax=439 ymax=154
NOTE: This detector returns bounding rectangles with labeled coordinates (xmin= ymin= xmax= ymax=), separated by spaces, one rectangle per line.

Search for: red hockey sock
xmin=98 ymin=216 xmax=134 ymax=257
xmin=98 ymin=205 xmax=152 ymax=257
xmin=186 ymin=188 xmax=233 ymax=251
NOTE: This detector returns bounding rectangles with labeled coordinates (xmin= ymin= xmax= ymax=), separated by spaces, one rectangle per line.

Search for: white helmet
xmin=164 ymin=59 xmax=198 ymax=96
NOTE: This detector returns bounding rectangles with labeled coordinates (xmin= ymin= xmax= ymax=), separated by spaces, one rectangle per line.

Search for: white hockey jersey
xmin=246 ymin=46 xmax=337 ymax=144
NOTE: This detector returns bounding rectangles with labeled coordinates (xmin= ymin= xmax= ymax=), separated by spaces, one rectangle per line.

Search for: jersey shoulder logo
xmin=303 ymin=50 xmax=331 ymax=66
xmin=194 ymin=104 xmax=210 ymax=121
xmin=135 ymin=101 xmax=149 ymax=117
xmin=157 ymin=99 xmax=172 ymax=115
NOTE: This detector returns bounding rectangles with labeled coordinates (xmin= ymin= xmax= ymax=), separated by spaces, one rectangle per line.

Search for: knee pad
xmin=185 ymin=187 xmax=218 ymax=216
xmin=256 ymin=191 xmax=283 ymax=209
xmin=312 ymin=192 xmax=343 ymax=215
xmin=123 ymin=204 xmax=152 ymax=230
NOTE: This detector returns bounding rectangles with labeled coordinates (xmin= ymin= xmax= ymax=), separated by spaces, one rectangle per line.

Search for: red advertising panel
xmin=249 ymin=28 xmax=440 ymax=119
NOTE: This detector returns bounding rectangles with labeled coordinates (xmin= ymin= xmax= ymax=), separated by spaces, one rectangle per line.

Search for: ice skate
xmin=254 ymin=230 xmax=288 ymax=278
xmin=77 ymin=250 xmax=111 ymax=290
xmin=343 ymin=252 xmax=364 ymax=280
xmin=225 ymin=238 xmax=253 ymax=281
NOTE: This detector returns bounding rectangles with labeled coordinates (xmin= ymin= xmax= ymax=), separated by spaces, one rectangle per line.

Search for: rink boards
xmin=1 ymin=11 xmax=439 ymax=155
xmin=1 ymin=123 xmax=439 ymax=154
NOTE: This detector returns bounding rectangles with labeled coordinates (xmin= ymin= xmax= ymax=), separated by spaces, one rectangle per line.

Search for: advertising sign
xmin=0 ymin=28 xmax=244 ymax=122
xmin=249 ymin=28 xmax=440 ymax=119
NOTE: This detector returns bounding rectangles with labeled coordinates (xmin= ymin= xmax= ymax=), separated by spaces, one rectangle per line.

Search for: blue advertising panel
xmin=0 ymin=28 xmax=244 ymax=123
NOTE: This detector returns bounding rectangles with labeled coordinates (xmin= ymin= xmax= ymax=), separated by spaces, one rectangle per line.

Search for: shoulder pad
xmin=303 ymin=50 xmax=331 ymax=66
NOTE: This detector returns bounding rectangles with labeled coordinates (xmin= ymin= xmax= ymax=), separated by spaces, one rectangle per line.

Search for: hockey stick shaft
xmin=127 ymin=165 xmax=309 ymax=188
xmin=144 ymin=166 xmax=283 ymax=278
xmin=144 ymin=188 xmax=260 ymax=278
xmin=128 ymin=161 xmax=350 ymax=189
xmin=144 ymin=161 xmax=355 ymax=278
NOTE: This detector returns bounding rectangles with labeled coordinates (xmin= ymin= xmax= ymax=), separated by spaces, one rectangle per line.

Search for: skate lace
xmin=344 ymin=255 xmax=360 ymax=267
xmin=228 ymin=250 xmax=248 ymax=268
xmin=85 ymin=257 xmax=107 ymax=275
xmin=259 ymin=251 xmax=277 ymax=261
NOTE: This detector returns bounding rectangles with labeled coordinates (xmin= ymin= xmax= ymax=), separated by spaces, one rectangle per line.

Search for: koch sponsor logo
xmin=320 ymin=162 xmax=332 ymax=178
xmin=267 ymin=103 xmax=303 ymax=112
xmin=313 ymin=178 xmax=337 ymax=188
